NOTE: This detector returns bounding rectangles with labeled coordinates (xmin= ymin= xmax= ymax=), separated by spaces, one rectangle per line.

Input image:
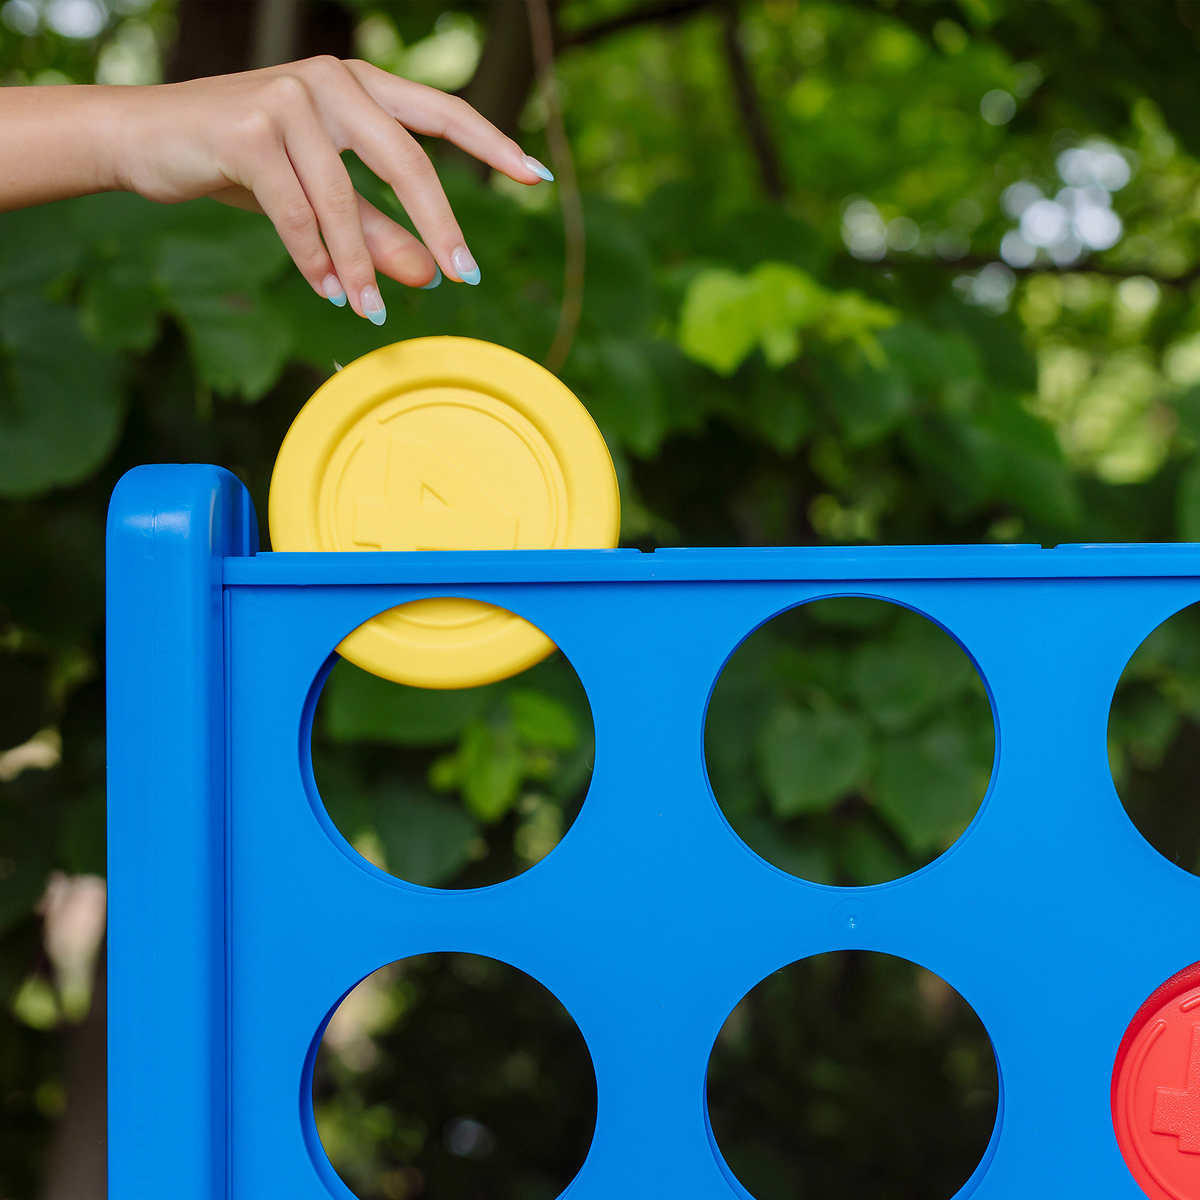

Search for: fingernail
xmin=419 ymin=265 xmax=442 ymax=290
xmin=451 ymin=245 xmax=481 ymax=286
xmin=524 ymin=154 xmax=554 ymax=183
xmin=322 ymin=274 xmax=347 ymax=307
xmin=360 ymin=285 xmax=386 ymax=325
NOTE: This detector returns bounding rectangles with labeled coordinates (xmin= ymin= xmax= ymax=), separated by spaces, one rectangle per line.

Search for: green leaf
xmin=678 ymin=268 xmax=759 ymax=375
xmin=974 ymin=399 xmax=1082 ymax=530
xmin=156 ymin=218 xmax=290 ymax=294
xmin=1162 ymin=667 xmax=1200 ymax=723
xmin=872 ymin=723 xmax=986 ymax=851
xmin=507 ymin=690 xmax=579 ymax=751
xmin=704 ymin=683 xmax=767 ymax=820
xmin=0 ymin=296 xmax=125 ymax=497
xmin=932 ymin=297 xmax=1036 ymax=394
xmin=428 ymin=754 xmax=460 ymax=792
xmin=79 ymin=256 xmax=161 ymax=352
xmin=1108 ymin=686 xmax=1182 ymax=774
xmin=72 ymin=196 xmax=172 ymax=352
xmin=878 ymin=322 xmax=982 ymax=398
xmin=679 ymin=262 xmax=896 ymax=376
xmin=322 ymin=663 xmax=495 ymax=746
xmin=311 ymin=755 xmax=378 ymax=840
xmin=821 ymin=355 xmax=912 ymax=447
xmin=901 ymin=414 xmax=993 ymax=515
xmin=576 ymin=196 xmax=656 ymax=338
xmin=805 ymin=598 xmax=896 ymax=632
xmin=741 ymin=366 xmax=813 ymax=453
xmin=372 ymin=789 xmax=479 ymax=887
xmin=456 ymin=720 xmax=524 ymax=823
xmin=169 ymin=289 xmax=293 ymax=401
xmin=566 ymin=338 xmax=669 ymax=458
xmin=848 ymin=617 xmax=978 ymax=733
xmin=735 ymin=813 xmax=837 ymax=884
xmin=770 ymin=643 xmax=852 ymax=703
xmin=822 ymin=291 xmax=900 ymax=362
xmin=1175 ymin=385 xmax=1200 ymax=440
xmin=757 ymin=703 xmax=872 ymax=816
xmin=1134 ymin=605 xmax=1200 ymax=678
xmin=150 ymin=211 xmax=294 ymax=400
xmin=836 ymin=819 xmax=911 ymax=886
xmin=269 ymin=270 xmax=401 ymax=377
xmin=0 ymin=201 xmax=89 ymax=292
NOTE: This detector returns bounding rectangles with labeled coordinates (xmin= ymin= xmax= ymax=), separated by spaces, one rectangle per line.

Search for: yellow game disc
xmin=268 ymin=337 xmax=620 ymax=689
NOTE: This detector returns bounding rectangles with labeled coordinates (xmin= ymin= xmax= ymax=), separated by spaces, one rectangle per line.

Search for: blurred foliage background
xmin=5 ymin=0 xmax=1200 ymax=1196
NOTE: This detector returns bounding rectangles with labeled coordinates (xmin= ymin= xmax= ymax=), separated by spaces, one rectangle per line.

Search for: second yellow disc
xmin=268 ymin=337 xmax=620 ymax=689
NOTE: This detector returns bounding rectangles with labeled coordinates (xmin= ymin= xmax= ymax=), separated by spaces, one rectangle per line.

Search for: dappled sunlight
xmin=1000 ymin=141 xmax=1131 ymax=270
xmin=355 ymin=11 xmax=482 ymax=90
xmin=1033 ymin=343 xmax=1172 ymax=484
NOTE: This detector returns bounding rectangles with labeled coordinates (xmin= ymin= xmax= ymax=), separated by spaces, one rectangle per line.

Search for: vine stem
xmin=524 ymin=0 xmax=586 ymax=373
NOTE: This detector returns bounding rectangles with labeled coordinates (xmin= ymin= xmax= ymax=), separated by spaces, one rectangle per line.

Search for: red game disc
xmin=1113 ymin=962 xmax=1200 ymax=1200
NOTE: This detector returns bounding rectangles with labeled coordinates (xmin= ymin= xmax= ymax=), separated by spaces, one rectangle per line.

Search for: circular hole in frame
xmin=312 ymin=953 xmax=596 ymax=1200
xmin=310 ymin=605 xmax=595 ymax=888
xmin=706 ymin=951 xmax=999 ymax=1199
xmin=704 ymin=598 xmax=995 ymax=885
xmin=1109 ymin=601 xmax=1200 ymax=874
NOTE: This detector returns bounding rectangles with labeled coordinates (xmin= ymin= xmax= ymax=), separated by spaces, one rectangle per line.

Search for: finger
xmin=345 ymin=59 xmax=553 ymax=186
xmin=357 ymin=196 xmax=440 ymax=288
xmin=270 ymin=74 xmax=383 ymax=322
xmin=248 ymin=163 xmax=346 ymax=304
xmin=212 ymin=186 xmax=440 ymax=292
xmin=365 ymin=124 xmax=480 ymax=285
xmin=217 ymin=112 xmax=345 ymax=305
xmin=306 ymin=71 xmax=481 ymax=285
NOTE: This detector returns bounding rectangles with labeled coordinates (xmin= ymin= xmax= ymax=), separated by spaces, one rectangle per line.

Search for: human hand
xmin=107 ymin=57 xmax=554 ymax=323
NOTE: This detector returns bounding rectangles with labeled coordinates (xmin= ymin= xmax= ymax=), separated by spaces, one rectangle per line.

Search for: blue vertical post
xmin=107 ymin=465 xmax=256 ymax=1200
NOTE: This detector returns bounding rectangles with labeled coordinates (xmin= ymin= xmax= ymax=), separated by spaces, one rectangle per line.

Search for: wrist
xmin=0 ymin=84 xmax=144 ymax=211
xmin=88 ymin=85 xmax=140 ymax=195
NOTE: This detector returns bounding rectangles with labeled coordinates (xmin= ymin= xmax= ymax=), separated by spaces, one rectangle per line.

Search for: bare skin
xmin=0 ymin=56 xmax=555 ymax=322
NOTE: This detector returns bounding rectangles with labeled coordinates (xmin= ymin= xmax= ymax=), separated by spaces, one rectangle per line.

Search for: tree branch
xmin=455 ymin=0 xmax=715 ymax=169
xmin=251 ymin=0 xmax=301 ymax=67
xmin=525 ymin=0 xmax=587 ymax=372
xmin=559 ymin=0 xmax=715 ymax=48
xmin=865 ymin=252 xmax=1200 ymax=289
xmin=719 ymin=0 xmax=786 ymax=201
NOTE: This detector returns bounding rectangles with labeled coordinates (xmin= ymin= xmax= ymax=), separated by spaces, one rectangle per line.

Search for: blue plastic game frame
xmin=107 ymin=462 xmax=1200 ymax=1200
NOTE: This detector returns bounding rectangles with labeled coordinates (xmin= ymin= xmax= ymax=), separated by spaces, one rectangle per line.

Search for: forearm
xmin=0 ymin=60 xmax=546 ymax=305
xmin=0 ymin=85 xmax=127 ymax=212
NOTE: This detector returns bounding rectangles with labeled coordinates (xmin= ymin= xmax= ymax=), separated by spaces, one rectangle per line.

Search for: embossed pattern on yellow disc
xmin=268 ymin=337 xmax=620 ymax=688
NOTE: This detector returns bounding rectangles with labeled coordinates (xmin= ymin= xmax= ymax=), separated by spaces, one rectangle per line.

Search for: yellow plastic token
xmin=268 ymin=336 xmax=620 ymax=689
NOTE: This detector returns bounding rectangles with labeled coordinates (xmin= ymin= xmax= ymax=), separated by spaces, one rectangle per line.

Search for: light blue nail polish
xmin=420 ymin=266 xmax=442 ymax=290
xmin=322 ymin=275 xmax=347 ymax=306
xmin=451 ymin=246 xmax=481 ymax=287
xmin=524 ymin=154 xmax=555 ymax=182
xmin=360 ymin=285 xmax=386 ymax=326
